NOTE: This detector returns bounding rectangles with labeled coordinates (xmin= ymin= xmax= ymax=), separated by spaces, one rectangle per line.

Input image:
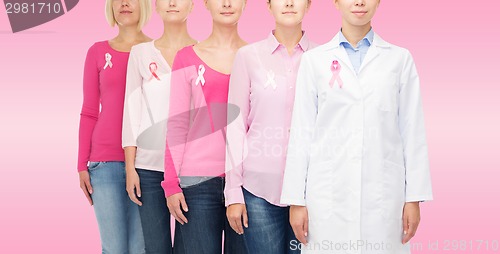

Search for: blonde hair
xmin=105 ymin=0 xmax=151 ymax=31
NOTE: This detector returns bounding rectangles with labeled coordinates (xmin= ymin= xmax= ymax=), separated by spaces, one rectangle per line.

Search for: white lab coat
xmin=281 ymin=33 xmax=433 ymax=254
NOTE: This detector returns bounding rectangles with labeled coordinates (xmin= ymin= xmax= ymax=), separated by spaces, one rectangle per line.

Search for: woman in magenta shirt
xmin=77 ymin=0 xmax=151 ymax=253
xmin=224 ymin=0 xmax=316 ymax=253
xmin=161 ymin=0 xmax=248 ymax=253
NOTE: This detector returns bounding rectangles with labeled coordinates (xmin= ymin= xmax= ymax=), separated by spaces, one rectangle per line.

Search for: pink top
xmin=162 ymin=46 xmax=230 ymax=197
xmin=78 ymin=41 xmax=129 ymax=171
xmin=122 ymin=41 xmax=172 ymax=172
xmin=224 ymin=32 xmax=316 ymax=206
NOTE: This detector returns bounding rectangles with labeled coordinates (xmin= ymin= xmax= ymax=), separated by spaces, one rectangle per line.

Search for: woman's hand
xmin=79 ymin=170 xmax=93 ymax=205
xmin=167 ymin=193 xmax=189 ymax=225
xmin=126 ymin=168 xmax=142 ymax=206
xmin=226 ymin=203 xmax=248 ymax=234
xmin=290 ymin=205 xmax=309 ymax=244
xmin=402 ymin=202 xmax=421 ymax=244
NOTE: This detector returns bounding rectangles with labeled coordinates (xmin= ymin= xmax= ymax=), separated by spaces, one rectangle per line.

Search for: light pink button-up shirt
xmin=225 ymin=32 xmax=316 ymax=206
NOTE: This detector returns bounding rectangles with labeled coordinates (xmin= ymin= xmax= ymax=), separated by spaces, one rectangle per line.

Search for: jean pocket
xmin=180 ymin=176 xmax=214 ymax=189
xmin=88 ymin=161 xmax=103 ymax=171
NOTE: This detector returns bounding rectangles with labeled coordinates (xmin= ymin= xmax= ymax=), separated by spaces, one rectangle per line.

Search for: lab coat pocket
xmin=382 ymin=160 xmax=406 ymax=220
xmin=375 ymin=73 xmax=399 ymax=112
xmin=305 ymin=160 xmax=334 ymax=221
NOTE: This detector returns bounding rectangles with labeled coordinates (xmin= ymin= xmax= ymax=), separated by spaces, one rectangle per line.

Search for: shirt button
xmin=288 ymin=69 xmax=292 ymax=73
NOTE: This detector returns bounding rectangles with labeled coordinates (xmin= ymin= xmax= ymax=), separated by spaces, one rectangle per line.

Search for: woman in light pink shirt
xmin=161 ymin=0 xmax=248 ymax=253
xmin=224 ymin=0 xmax=316 ymax=253
xmin=122 ymin=0 xmax=197 ymax=253
xmin=77 ymin=0 xmax=151 ymax=253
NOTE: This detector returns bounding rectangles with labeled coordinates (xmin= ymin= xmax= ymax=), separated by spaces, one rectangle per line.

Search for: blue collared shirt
xmin=339 ymin=29 xmax=374 ymax=74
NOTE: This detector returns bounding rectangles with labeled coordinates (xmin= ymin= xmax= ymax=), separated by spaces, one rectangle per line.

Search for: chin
xmin=348 ymin=19 xmax=370 ymax=27
xmin=165 ymin=17 xmax=184 ymax=23
xmin=216 ymin=17 xmax=240 ymax=25
xmin=117 ymin=18 xmax=140 ymax=26
xmin=278 ymin=21 xmax=301 ymax=28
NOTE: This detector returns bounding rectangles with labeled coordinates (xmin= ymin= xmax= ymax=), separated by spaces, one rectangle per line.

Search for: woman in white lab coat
xmin=280 ymin=0 xmax=433 ymax=253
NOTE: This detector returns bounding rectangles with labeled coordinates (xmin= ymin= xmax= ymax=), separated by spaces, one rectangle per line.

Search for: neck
xmin=274 ymin=24 xmax=303 ymax=53
xmin=116 ymin=25 xmax=146 ymax=44
xmin=341 ymin=21 xmax=371 ymax=46
xmin=156 ymin=22 xmax=193 ymax=48
xmin=205 ymin=22 xmax=242 ymax=48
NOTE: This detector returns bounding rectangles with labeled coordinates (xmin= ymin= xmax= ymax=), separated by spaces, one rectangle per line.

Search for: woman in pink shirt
xmin=122 ymin=0 xmax=197 ymax=253
xmin=224 ymin=0 xmax=315 ymax=253
xmin=161 ymin=0 xmax=247 ymax=253
xmin=77 ymin=0 xmax=151 ymax=253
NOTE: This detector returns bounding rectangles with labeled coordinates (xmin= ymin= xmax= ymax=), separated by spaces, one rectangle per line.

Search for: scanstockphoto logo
xmin=4 ymin=0 xmax=79 ymax=33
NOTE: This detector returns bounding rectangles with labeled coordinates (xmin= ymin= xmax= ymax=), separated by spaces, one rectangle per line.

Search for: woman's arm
xmin=122 ymin=47 xmax=144 ymax=154
xmin=162 ymin=50 xmax=193 ymax=225
xmin=225 ymin=49 xmax=251 ymax=235
xmin=224 ymin=49 xmax=251 ymax=206
xmin=162 ymin=50 xmax=192 ymax=197
xmin=398 ymin=50 xmax=433 ymax=244
xmin=122 ymin=47 xmax=144 ymax=205
xmin=398 ymin=50 xmax=433 ymax=203
xmin=77 ymin=44 xmax=100 ymax=172
xmin=77 ymin=44 xmax=99 ymax=205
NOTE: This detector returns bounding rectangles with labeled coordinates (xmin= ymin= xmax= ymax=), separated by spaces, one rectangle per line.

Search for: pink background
xmin=1 ymin=0 xmax=499 ymax=253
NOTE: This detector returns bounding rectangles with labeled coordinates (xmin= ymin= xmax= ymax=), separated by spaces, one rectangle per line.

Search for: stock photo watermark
xmin=289 ymin=239 xmax=500 ymax=252
xmin=3 ymin=0 xmax=79 ymax=33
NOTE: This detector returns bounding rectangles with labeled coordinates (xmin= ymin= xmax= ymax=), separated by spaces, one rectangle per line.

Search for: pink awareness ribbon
xmin=264 ymin=70 xmax=277 ymax=90
xmin=149 ymin=62 xmax=160 ymax=81
xmin=103 ymin=53 xmax=113 ymax=69
xmin=329 ymin=60 xmax=343 ymax=89
xmin=195 ymin=65 xmax=206 ymax=86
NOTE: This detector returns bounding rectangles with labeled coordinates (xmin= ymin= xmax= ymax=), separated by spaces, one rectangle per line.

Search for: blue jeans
xmin=136 ymin=169 xmax=176 ymax=254
xmin=242 ymin=188 xmax=299 ymax=254
xmin=174 ymin=177 xmax=247 ymax=254
xmin=89 ymin=161 xmax=145 ymax=254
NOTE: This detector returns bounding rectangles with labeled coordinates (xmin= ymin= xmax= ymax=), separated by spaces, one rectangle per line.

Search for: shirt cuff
xmin=77 ymin=162 xmax=88 ymax=172
xmin=162 ymin=180 xmax=183 ymax=197
xmin=406 ymin=195 xmax=433 ymax=203
xmin=280 ymin=198 xmax=306 ymax=207
xmin=224 ymin=187 xmax=245 ymax=207
xmin=122 ymin=142 xmax=137 ymax=148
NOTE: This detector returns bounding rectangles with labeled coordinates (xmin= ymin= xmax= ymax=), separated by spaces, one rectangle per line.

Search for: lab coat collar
xmin=325 ymin=31 xmax=391 ymax=50
xmin=325 ymin=31 xmax=390 ymax=74
xmin=339 ymin=28 xmax=374 ymax=48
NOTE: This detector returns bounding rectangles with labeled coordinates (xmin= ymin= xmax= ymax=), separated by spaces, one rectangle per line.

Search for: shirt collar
xmin=339 ymin=28 xmax=374 ymax=48
xmin=267 ymin=30 xmax=311 ymax=54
